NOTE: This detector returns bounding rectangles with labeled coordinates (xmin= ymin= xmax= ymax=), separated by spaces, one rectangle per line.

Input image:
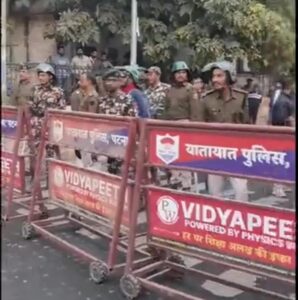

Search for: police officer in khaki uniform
xmin=70 ymin=73 xmax=99 ymax=113
xmin=70 ymin=73 xmax=99 ymax=167
xmin=198 ymin=61 xmax=250 ymax=201
xmin=162 ymin=61 xmax=199 ymax=190
xmin=163 ymin=61 xmax=199 ymax=121
xmin=11 ymin=64 xmax=34 ymax=107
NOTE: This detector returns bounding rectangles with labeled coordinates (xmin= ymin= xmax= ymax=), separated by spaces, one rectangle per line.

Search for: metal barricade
xmin=120 ymin=119 xmax=295 ymax=300
xmin=1 ymin=105 xmax=43 ymax=221
xmin=21 ymin=109 xmax=152 ymax=283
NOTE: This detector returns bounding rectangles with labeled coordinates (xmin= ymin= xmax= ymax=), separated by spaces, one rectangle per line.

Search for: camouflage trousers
xmin=30 ymin=116 xmax=57 ymax=158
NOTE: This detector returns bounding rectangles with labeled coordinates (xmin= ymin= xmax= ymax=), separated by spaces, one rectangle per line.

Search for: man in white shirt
xmin=71 ymin=47 xmax=92 ymax=77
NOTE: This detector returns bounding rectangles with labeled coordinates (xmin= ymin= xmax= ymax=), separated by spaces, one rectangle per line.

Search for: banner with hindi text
xmin=148 ymin=187 xmax=295 ymax=271
xmin=148 ymin=126 xmax=295 ymax=183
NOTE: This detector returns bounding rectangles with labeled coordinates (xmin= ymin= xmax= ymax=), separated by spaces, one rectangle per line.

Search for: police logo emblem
xmin=156 ymin=134 xmax=180 ymax=165
xmin=52 ymin=120 xmax=63 ymax=143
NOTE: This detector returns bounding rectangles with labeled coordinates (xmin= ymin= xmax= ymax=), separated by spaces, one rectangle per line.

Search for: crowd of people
xmin=9 ymin=44 xmax=295 ymax=200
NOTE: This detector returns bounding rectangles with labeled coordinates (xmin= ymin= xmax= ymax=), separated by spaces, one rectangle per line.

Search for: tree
xmin=9 ymin=0 xmax=295 ymax=76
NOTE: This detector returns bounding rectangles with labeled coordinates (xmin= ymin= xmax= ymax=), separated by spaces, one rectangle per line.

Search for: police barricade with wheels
xmin=120 ymin=119 xmax=295 ymax=300
xmin=21 ymin=109 xmax=153 ymax=283
xmin=1 ymin=105 xmax=42 ymax=222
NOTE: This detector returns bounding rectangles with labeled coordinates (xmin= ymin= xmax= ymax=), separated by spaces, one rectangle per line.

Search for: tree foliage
xmin=10 ymin=0 xmax=295 ymax=75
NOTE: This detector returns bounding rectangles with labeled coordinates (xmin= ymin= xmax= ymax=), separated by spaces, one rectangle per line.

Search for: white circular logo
xmin=157 ymin=196 xmax=179 ymax=225
xmin=53 ymin=166 xmax=64 ymax=187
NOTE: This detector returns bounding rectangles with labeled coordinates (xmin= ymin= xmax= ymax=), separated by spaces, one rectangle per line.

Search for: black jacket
xmin=269 ymin=90 xmax=294 ymax=126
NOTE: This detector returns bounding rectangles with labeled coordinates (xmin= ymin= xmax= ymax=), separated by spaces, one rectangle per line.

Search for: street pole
xmin=1 ymin=0 xmax=7 ymax=103
xmin=130 ymin=0 xmax=137 ymax=66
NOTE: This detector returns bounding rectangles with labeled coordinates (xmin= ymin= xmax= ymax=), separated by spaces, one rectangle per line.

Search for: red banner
xmin=147 ymin=127 xmax=295 ymax=183
xmin=1 ymin=151 xmax=25 ymax=192
xmin=48 ymin=113 xmax=131 ymax=158
xmin=147 ymin=188 xmax=296 ymax=271
xmin=48 ymin=160 xmax=131 ymax=227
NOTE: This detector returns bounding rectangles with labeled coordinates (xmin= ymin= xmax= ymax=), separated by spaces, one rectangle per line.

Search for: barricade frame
xmin=22 ymin=109 xmax=152 ymax=284
xmin=1 ymin=105 xmax=45 ymax=222
xmin=120 ymin=119 xmax=295 ymax=300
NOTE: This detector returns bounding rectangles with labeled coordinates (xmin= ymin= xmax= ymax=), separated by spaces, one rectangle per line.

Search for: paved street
xmin=1 ymin=177 xmax=295 ymax=300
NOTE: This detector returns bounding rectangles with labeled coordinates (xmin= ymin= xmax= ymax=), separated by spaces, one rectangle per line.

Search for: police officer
xmin=162 ymin=61 xmax=199 ymax=190
xmin=70 ymin=73 xmax=99 ymax=113
xmin=163 ymin=61 xmax=199 ymax=121
xmin=97 ymin=68 xmax=137 ymax=175
xmin=98 ymin=69 xmax=136 ymax=116
xmin=28 ymin=63 xmax=66 ymax=188
xmin=199 ymin=60 xmax=250 ymax=201
xmin=11 ymin=63 xmax=34 ymax=107
xmin=29 ymin=63 xmax=66 ymax=154
xmin=145 ymin=66 xmax=170 ymax=119
xmin=69 ymin=73 xmax=100 ymax=167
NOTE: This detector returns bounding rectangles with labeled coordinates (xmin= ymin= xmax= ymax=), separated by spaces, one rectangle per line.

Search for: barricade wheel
xmin=166 ymin=255 xmax=185 ymax=280
xmin=89 ymin=261 xmax=109 ymax=284
xmin=39 ymin=211 xmax=49 ymax=220
xmin=147 ymin=246 xmax=167 ymax=260
xmin=120 ymin=274 xmax=141 ymax=299
xmin=21 ymin=222 xmax=34 ymax=240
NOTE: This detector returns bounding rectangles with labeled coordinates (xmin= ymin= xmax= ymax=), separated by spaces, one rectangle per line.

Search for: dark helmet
xmin=171 ymin=61 xmax=192 ymax=82
xmin=116 ymin=65 xmax=140 ymax=84
xmin=171 ymin=61 xmax=189 ymax=73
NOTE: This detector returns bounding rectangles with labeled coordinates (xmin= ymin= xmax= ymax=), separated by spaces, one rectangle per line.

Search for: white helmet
xmin=202 ymin=60 xmax=236 ymax=83
xmin=36 ymin=63 xmax=56 ymax=77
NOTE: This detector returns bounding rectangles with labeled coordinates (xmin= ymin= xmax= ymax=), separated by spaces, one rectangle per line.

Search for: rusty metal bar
xmin=145 ymin=268 xmax=171 ymax=280
xmin=32 ymin=222 xmax=99 ymax=263
xmin=125 ymin=120 xmax=148 ymax=274
xmin=133 ymin=261 xmax=164 ymax=277
xmin=144 ymin=119 xmax=294 ymax=134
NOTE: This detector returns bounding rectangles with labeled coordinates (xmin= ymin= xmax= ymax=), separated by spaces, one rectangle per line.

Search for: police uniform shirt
xmin=198 ymin=88 xmax=250 ymax=124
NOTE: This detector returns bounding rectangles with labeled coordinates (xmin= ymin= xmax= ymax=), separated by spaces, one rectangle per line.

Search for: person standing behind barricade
xmin=71 ymin=47 xmax=92 ymax=87
xmin=198 ymin=61 xmax=250 ymax=202
xmin=97 ymin=68 xmax=137 ymax=174
xmin=162 ymin=61 xmax=199 ymax=191
xmin=145 ymin=66 xmax=170 ymax=119
xmin=118 ymin=66 xmax=151 ymax=118
xmin=248 ymin=83 xmax=263 ymax=124
xmin=192 ymin=76 xmax=208 ymax=192
xmin=70 ymin=73 xmax=99 ymax=113
xmin=193 ymin=76 xmax=206 ymax=100
xmin=69 ymin=73 xmax=100 ymax=167
xmin=48 ymin=45 xmax=71 ymax=94
xmin=269 ymin=78 xmax=295 ymax=197
xmin=11 ymin=64 xmax=34 ymax=107
xmin=28 ymin=63 xmax=66 ymax=177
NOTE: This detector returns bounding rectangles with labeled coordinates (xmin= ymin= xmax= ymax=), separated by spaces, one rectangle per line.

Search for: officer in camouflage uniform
xmin=11 ymin=63 xmax=35 ymax=107
xmin=145 ymin=66 xmax=170 ymax=119
xmin=199 ymin=60 xmax=250 ymax=201
xmin=162 ymin=61 xmax=199 ymax=190
xmin=98 ymin=69 xmax=136 ymax=116
xmin=98 ymin=69 xmax=137 ymax=174
xmin=29 ymin=63 xmax=66 ymax=158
